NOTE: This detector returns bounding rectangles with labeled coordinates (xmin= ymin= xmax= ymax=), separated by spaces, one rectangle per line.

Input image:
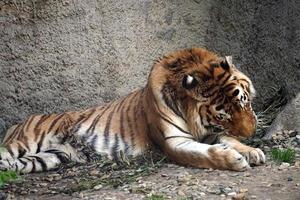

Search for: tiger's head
xmin=149 ymin=48 xmax=257 ymax=140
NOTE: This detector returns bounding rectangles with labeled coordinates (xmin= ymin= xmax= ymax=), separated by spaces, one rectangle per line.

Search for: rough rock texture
xmin=263 ymin=94 xmax=300 ymax=140
xmin=0 ymin=0 xmax=299 ymax=137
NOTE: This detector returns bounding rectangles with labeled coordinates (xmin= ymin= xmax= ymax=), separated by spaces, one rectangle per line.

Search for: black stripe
xmin=217 ymin=71 xmax=226 ymax=80
xmin=202 ymin=134 xmax=219 ymax=144
xmin=15 ymin=162 xmax=18 ymax=171
xmin=16 ymin=122 xmax=27 ymax=140
xmin=36 ymin=131 xmax=46 ymax=153
xmin=148 ymin=126 xmax=165 ymax=151
xmin=22 ymin=136 xmax=30 ymax=150
xmin=119 ymin=96 xmax=130 ymax=155
xmin=71 ymin=109 xmax=97 ymax=133
xmin=119 ymin=96 xmax=127 ymax=140
xmin=86 ymin=105 xmax=113 ymax=139
xmin=31 ymin=158 xmax=36 ymax=173
xmin=164 ymin=135 xmax=194 ymax=140
xmin=205 ymin=105 xmax=212 ymax=115
xmin=207 ymin=63 xmax=219 ymax=76
xmin=91 ymin=134 xmax=98 ymax=150
xmin=4 ymin=124 xmax=22 ymax=144
xmin=160 ymin=115 xmax=190 ymax=135
xmin=132 ymin=92 xmax=142 ymax=134
xmin=220 ymin=74 xmax=231 ymax=86
xmin=210 ymin=94 xmax=222 ymax=105
xmin=124 ymin=141 xmax=130 ymax=155
xmin=239 ymin=78 xmax=250 ymax=85
xmin=6 ymin=145 xmax=14 ymax=157
xmin=112 ymin=134 xmax=120 ymax=160
xmin=161 ymin=81 xmax=186 ymax=122
xmin=153 ymin=94 xmax=173 ymax=122
xmin=156 ymin=126 xmax=165 ymax=137
xmin=45 ymin=149 xmax=70 ymax=164
xmin=130 ymin=92 xmax=142 ymax=148
xmin=126 ymin=94 xmax=137 ymax=150
xmin=199 ymin=105 xmax=207 ymax=126
xmin=18 ymin=158 xmax=28 ymax=171
xmin=34 ymin=115 xmax=51 ymax=134
xmin=223 ymin=82 xmax=237 ymax=92
xmin=25 ymin=116 xmax=35 ymax=132
xmin=175 ymin=140 xmax=191 ymax=147
xmin=202 ymin=84 xmax=219 ymax=98
xmin=17 ymin=143 xmax=26 ymax=158
xmin=103 ymin=104 xmax=118 ymax=149
xmin=116 ymin=95 xmax=128 ymax=113
xmin=86 ymin=114 xmax=102 ymax=136
xmin=29 ymin=156 xmax=47 ymax=171
xmin=48 ymin=114 xmax=65 ymax=133
xmin=207 ymin=115 xmax=211 ymax=124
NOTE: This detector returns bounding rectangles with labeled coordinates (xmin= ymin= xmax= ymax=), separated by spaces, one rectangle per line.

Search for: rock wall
xmin=0 ymin=0 xmax=299 ymax=137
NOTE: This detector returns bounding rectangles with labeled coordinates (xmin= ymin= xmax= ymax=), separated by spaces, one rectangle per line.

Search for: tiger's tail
xmin=0 ymin=113 xmax=86 ymax=173
xmin=0 ymin=143 xmax=85 ymax=174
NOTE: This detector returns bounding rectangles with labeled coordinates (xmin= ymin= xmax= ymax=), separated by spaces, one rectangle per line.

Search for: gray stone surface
xmin=263 ymin=94 xmax=300 ymax=140
xmin=0 ymin=0 xmax=299 ymax=138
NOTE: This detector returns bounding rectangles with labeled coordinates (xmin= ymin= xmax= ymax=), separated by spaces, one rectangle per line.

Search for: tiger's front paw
xmin=208 ymin=144 xmax=250 ymax=171
xmin=239 ymin=147 xmax=265 ymax=166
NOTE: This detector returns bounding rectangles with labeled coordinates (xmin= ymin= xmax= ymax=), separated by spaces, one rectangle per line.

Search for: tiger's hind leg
xmin=0 ymin=143 xmax=86 ymax=174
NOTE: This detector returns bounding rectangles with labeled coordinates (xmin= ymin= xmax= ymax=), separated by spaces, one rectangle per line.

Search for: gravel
xmin=1 ymin=130 xmax=300 ymax=199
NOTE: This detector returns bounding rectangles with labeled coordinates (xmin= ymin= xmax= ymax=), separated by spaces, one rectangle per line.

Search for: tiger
xmin=0 ymin=47 xmax=265 ymax=174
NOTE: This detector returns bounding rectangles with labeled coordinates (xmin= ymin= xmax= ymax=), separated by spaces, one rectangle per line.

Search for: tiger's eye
xmin=232 ymin=89 xmax=239 ymax=96
xmin=182 ymin=75 xmax=198 ymax=90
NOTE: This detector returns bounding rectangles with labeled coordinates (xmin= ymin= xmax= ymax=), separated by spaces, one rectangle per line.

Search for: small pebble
xmin=233 ymin=192 xmax=247 ymax=200
xmin=227 ymin=192 xmax=237 ymax=196
xmin=244 ymin=173 xmax=251 ymax=177
xmin=289 ymin=130 xmax=297 ymax=137
xmin=278 ymin=162 xmax=290 ymax=170
xmin=39 ymin=183 xmax=48 ymax=187
xmin=239 ymin=188 xmax=248 ymax=193
xmin=89 ymin=170 xmax=99 ymax=176
xmin=93 ymin=184 xmax=103 ymax=190
xmin=199 ymin=192 xmax=206 ymax=196
xmin=177 ymin=190 xmax=185 ymax=196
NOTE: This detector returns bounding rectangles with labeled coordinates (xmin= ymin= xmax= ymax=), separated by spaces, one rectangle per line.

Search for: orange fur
xmin=0 ymin=48 xmax=265 ymax=173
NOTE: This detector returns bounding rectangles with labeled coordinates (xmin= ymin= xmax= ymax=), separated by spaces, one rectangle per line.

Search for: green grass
xmin=0 ymin=171 xmax=18 ymax=187
xmin=270 ymin=148 xmax=296 ymax=163
xmin=146 ymin=194 xmax=165 ymax=200
xmin=0 ymin=146 xmax=19 ymax=187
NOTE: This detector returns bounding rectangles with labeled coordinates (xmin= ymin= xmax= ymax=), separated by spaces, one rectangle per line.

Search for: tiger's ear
xmin=220 ymin=56 xmax=233 ymax=71
xmin=165 ymin=58 xmax=184 ymax=69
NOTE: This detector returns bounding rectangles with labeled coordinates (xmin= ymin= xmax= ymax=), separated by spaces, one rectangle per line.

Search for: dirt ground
xmin=1 ymin=149 xmax=300 ymax=200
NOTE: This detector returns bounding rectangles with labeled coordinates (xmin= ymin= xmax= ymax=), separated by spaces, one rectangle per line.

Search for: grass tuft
xmin=59 ymin=150 xmax=167 ymax=194
xmin=146 ymin=194 xmax=165 ymax=200
xmin=270 ymin=148 xmax=296 ymax=163
xmin=0 ymin=171 xmax=18 ymax=187
xmin=255 ymin=87 xmax=287 ymax=138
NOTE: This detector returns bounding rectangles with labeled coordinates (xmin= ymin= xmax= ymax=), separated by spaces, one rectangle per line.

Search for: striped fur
xmin=0 ymin=48 xmax=265 ymax=173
